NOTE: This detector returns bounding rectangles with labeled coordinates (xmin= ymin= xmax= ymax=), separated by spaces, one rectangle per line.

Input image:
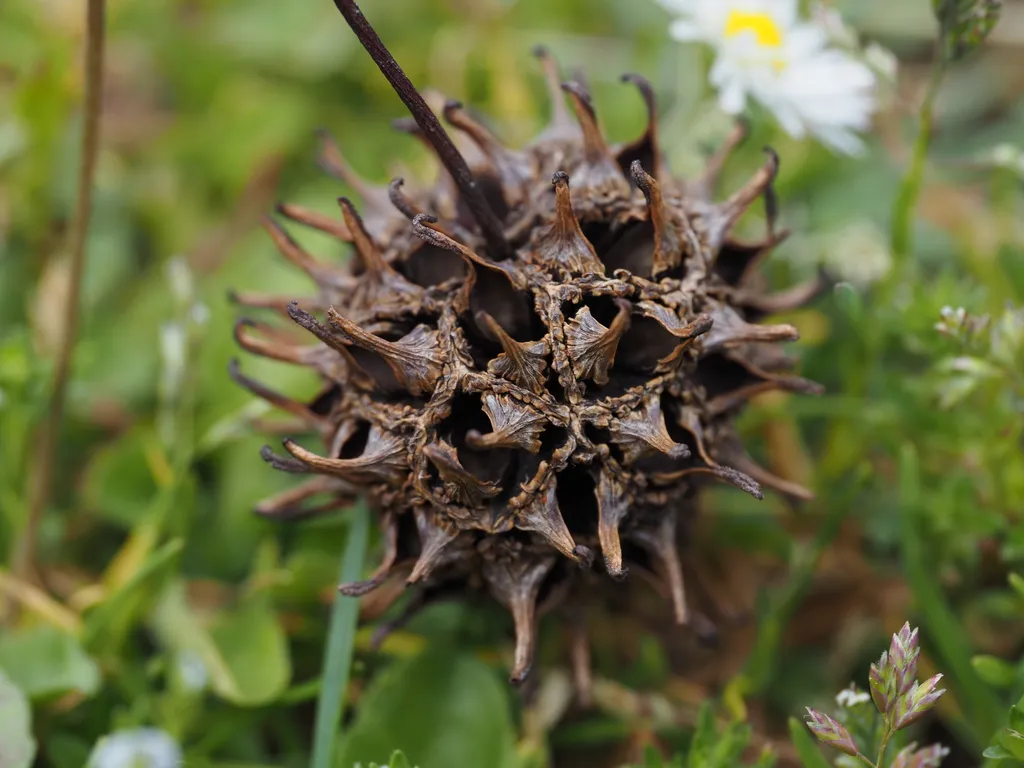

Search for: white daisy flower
xmin=656 ymin=0 xmax=878 ymax=155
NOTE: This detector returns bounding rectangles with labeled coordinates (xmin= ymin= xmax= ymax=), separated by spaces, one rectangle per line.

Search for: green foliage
xmin=1 ymin=0 xmax=1023 ymax=765
xmin=335 ymin=649 xmax=517 ymax=768
xmin=631 ymin=704 xmax=776 ymax=768
xmin=0 ymin=626 xmax=100 ymax=701
xmin=0 ymin=669 xmax=37 ymax=768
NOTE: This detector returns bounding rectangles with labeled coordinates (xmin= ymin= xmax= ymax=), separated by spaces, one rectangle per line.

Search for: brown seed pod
xmin=232 ymin=0 xmax=824 ymax=686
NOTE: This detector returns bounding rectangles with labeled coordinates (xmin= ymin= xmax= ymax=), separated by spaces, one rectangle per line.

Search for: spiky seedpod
xmin=232 ymin=0 xmax=824 ymax=684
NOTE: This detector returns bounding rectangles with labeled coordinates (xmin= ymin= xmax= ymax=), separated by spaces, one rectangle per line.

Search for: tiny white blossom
xmin=836 ymin=685 xmax=871 ymax=708
xmin=655 ymin=0 xmax=878 ymax=154
xmin=175 ymin=649 xmax=209 ymax=692
xmin=89 ymin=728 xmax=183 ymax=768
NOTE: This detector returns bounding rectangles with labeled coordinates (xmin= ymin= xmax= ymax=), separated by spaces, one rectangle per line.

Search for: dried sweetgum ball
xmin=231 ymin=0 xmax=824 ymax=684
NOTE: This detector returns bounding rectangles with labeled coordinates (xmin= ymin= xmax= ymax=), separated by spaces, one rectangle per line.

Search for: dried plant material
xmin=233 ymin=0 xmax=821 ymax=684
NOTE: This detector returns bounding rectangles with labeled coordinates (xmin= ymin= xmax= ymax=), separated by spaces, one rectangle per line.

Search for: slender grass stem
xmin=890 ymin=61 xmax=946 ymax=266
xmin=16 ymin=0 xmax=106 ymax=584
xmin=311 ymin=505 xmax=370 ymax=768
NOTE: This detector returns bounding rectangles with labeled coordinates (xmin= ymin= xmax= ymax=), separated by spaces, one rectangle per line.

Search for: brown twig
xmin=331 ymin=0 xmax=511 ymax=260
xmin=16 ymin=0 xmax=106 ymax=585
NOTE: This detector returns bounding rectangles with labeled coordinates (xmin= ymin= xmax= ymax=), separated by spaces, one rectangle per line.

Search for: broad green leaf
xmin=0 ymin=669 xmax=35 ymax=768
xmin=0 ymin=625 xmax=99 ymax=701
xmin=150 ymin=581 xmax=291 ymax=707
xmin=335 ymin=649 xmax=516 ymax=768
xmin=80 ymin=426 xmax=160 ymax=529
xmin=973 ymin=655 xmax=1018 ymax=689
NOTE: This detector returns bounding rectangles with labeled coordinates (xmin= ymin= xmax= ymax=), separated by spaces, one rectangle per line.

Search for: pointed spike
xmin=281 ymin=427 xmax=408 ymax=485
xmin=339 ymin=513 xmax=400 ymax=596
xmin=466 ymin=392 xmax=548 ymax=453
xmin=536 ymin=172 xmax=604 ymax=276
xmin=412 ymin=214 xmax=527 ymax=289
xmin=712 ymin=146 xmax=780 ymax=247
xmin=703 ymin=305 xmax=799 ymax=352
xmin=714 ymin=436 xmax=814 ymax=501
xmin=532 ymin=45 xmax=573 ymax=135
xmin=443 ymin=100 xmax=530 ymax=207
xmin=482 ymin=547 xmax=557 ymax=684
xmin=631 ymin=513 xmax=688 ymax=625
xmin=565 ymin=301 xmax=630 ymax=386
xmin=331 ymin=0 xmax=510 ymax=259
xmin=423 ymin=441 xmax=503 ymax=506
xmin=738 ymin=273 xmax=828 ymax=317
xmin=617 ymin=74 xmax=667 ymax=180
xmin=477 ymin=312 xmax=550 ymax=395
xmin=387 ymin=177 xmax=423 ymax=220
xmin=408 ymin=509 xmax=458 ymax=584
xmin=672 ymin=405 xmax=715 ymax=466
xmin=610 ymin=394 xmax=690 ymax=465
xmin=368 ymin=584 xmax=429 ymax=649
xmin=254 ymin=476 xmax=355 ymax=520
xmin=260 ymin=444 xmax=313 ymax=474
xmin=337 ymin=196 xmax=393 ymax=276
xmin=276 ymin=202 xmax=352 ymax=241
xmin=234 ymin=318 xmax=313 ymax=365
xmin=326 ymin=308 xmax=444 ymax=397
xmin=651 ymin=465 xmax=764 ymax=500
xmin=286 ymin=302 xmax=375 ymax=389
xmin=229 ymin=289 xmax=319 ymax=316
xmin=568 ymin=612 xmax=594 ymax=707
xmin=261 ymin=215 xmax=356 ymax=290
xmin=596 ymin=469 xmax=629 ymax=579
xmin=561 ymin=81 xmax=613 ymax=167
xmin=229 ymin=359 xmax=320 ymax=423
xmin=630 ymin=161 xmax=698 ymax=276
xmin=315 ymin=128 xmax=392 ymax=215
xmin=515 ymin=483 xmax=580 ymax=562
xmin=713 ymin=229 xmax=791 ymax=286
xmin=699 ymin=120 xmax=748 ymax=194
xmin=706 ymin=374 xmax=823 ymax=416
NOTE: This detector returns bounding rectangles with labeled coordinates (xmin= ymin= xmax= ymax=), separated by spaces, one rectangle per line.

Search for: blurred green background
xmin=1 ymin=0 xmax=1024 ymax=766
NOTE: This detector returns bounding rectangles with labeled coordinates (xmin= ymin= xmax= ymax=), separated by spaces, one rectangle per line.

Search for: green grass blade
xmin=787 ymin=717 xmax=832 ymax=768
xmin=311 ymin=503 xmax=370 ymax=768
xmin=898 ymin=443 xmax=1003 ymax=748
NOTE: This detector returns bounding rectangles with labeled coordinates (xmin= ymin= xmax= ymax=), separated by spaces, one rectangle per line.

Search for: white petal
xmin=717 ymin=78 xmax=748 ymax=114
xmin=668 ymin=18 xmax=704 ymax=42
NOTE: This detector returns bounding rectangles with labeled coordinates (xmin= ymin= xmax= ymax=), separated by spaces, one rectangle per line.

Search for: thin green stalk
xmin=15 ymin=0 xmax=106 ymax=584
xmin=311 ymin=505 xmax=370 ymax=768
xmin=890 ymin=61 xmax=946 ymax=266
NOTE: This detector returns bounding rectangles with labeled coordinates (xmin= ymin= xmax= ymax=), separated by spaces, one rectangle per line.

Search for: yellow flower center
xmin=724 ymin=10 xmax=784 ymax=48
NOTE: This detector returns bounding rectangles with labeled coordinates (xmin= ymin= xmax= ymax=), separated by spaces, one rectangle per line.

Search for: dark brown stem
xmin=16 ymin=0 xmax=106 ymax=586
xmin=332 ymin=0 xmax=510 ymax=260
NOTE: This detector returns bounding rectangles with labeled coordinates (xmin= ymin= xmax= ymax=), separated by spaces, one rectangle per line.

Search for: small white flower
xmin=89 ymin=728 xmax=183 ymax=768
xmin=655 ymin=0 xmax=878 ymax=155
xmin=835 ymin=685 xmax=871 ymax=708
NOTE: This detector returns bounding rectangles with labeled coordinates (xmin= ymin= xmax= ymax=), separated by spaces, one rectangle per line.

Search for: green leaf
xmin=0 ymin=669 xmax=36 ymax=768
xmin=150 ymin=580 xmax=291 ymax=707
xmin=312 ymin=505 xmax=369 ymax=768
xmin=0 ymin=625 xmax=99 ymax=701
xmin=335 ymin=649 xmax=517 ymax=768
xmin=973 ymin=655 xmax=1019 ymax=688
xmin=1008 ymin=573 xmax=1024 ymax=602
xmin=786 ymin=717 xmax=832 ymax=768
